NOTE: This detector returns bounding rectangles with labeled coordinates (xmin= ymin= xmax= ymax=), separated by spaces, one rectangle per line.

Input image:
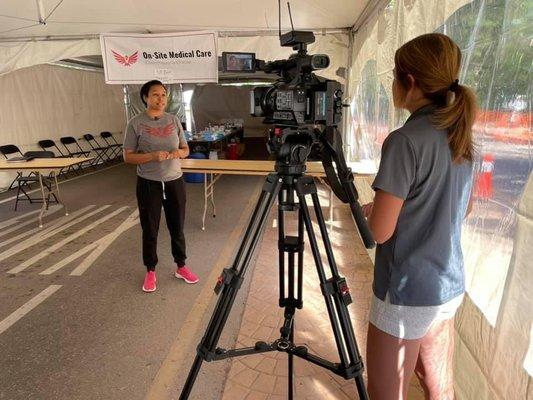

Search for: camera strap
xmin=319 ymin=127 xmax=350 ymax=204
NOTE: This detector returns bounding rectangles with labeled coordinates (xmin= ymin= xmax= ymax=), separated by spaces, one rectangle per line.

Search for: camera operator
xmin=362 ymin=33 xmax=476 ymax=400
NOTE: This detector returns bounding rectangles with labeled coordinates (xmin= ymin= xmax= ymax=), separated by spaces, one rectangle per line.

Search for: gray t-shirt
xmin=123 ymin=112 xmax=187 ymax=181
xmin=372 ymin=105 xmax=473 ymax=306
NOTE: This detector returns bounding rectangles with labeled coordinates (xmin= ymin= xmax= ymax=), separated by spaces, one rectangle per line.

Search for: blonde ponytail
xmin=434 ymin=83 xmax=477 ymax=162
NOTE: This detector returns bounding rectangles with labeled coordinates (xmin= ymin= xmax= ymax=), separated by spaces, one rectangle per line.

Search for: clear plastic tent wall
xmin=347 ymin=0 xmax=532 ymax=398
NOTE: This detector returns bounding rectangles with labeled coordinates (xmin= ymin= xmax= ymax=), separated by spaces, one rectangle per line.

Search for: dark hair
xmin=395 ymin=33 xmax=477 ymax=162
xmin=140 ymin=80 xmax=166 ymax=107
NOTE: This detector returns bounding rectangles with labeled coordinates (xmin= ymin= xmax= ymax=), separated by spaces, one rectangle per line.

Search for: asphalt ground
xmin=0 ymin=163 xmax=264 ymax=400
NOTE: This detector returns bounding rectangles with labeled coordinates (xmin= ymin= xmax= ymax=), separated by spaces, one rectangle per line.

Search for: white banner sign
xmin=100 ymin=31 xmax=218 ymax=84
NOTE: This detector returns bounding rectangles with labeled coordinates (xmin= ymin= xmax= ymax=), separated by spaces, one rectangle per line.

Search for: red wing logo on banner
xmin=111 ymin=50 xmax=139 ymax=67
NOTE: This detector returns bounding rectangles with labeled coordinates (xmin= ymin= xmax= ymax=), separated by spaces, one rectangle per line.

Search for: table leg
xmin=53 ymin=172 xmax=68 ymax=216
xmin=38 ymin=173 xmax=47 ymax=228
xmin=201 ymin=173 xmax=220 ymax=231
xmin=202 ymin=173 xmax=208 ymax=230
xmin=209 ymin=173 xmax=216 ymax=218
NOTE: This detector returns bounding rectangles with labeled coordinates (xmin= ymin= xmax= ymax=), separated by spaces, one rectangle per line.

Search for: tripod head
xmin=267 ymin=124 xmax=375 ymax=249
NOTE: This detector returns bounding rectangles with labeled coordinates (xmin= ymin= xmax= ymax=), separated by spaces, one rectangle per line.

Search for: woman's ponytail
xmin=394 ymin=33 xmax=477 ymax=163
xmin=434 ymin=83 xmax=477 ymax=162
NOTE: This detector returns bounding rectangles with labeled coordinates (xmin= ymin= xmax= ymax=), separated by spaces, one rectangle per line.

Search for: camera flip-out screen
xmin=222 ymin=52 xmax=256 ymax=73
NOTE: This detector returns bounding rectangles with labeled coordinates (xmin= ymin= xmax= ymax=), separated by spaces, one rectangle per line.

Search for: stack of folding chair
xmin=100 ymin=131 xmax=123 ymax=161
xmin=83 ymin=134 xmax=113 ymax=166
xmin=59 ymin=136 xmax=93 ymax=173
xmin=38 ymin=139 xmax=71 ymax=178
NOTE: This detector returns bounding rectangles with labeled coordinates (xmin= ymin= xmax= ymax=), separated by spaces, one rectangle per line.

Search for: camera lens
xmin=310 ymin=55 xmax=330 ymax=70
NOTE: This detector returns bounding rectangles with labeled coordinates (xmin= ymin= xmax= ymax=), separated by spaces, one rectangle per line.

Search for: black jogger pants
xmin=136 ymin=176 xmax=187 ymax=271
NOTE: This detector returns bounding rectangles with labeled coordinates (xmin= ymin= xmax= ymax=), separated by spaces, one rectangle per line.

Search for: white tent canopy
xmin=0 ymin=1 xmax=531 ymax=399
xmin=0 ymin=0 xmax=381 ymax=76
xmin=0 ymin=0 xmax=383 ymax=76
xmin=0 ymin=0 xmax=372 ymax=37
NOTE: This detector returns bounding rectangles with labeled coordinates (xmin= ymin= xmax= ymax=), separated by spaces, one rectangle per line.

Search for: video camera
xmin=221 ymin=30 xmax=344 ymax=127
xmin=220 ymin=29 xmax=374 ymax=250
xmin=180 ymin=24 xmax=374 ymax=400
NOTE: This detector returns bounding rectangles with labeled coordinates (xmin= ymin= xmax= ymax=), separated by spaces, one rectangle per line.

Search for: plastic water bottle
xmin=228 ymin=139 xmax=238 ymax=160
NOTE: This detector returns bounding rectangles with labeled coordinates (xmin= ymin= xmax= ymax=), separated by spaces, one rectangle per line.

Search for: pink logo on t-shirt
xmin=141 ymin=123 xmax=175 ymax=138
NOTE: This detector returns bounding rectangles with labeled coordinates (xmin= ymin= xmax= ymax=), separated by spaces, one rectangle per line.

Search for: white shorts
xmin=369 ymin=293 xmax=464 ymax=340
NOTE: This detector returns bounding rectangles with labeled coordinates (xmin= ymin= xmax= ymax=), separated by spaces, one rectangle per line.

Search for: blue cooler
xmin=184 ymin=152 xmax=206 ymax=183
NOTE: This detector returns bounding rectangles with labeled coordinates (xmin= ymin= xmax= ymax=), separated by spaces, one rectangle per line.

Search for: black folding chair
xmin=59 ymin=136 xmax=93 ymax=172
xmin=10 ymin=151 xmax=58 ymax=211
xmin=1 ymin=145 xmax=24 ymax=190
xmin=83 ymin=134 xmax=112 ymax=165
xmin=38 ymin=139 xmax=67 ymax=157
xmin=0 ymin=144 xmax=39 ymax=191
xmin=100 ymin=131 xmax=123 ymax=161
xmin=0 ymin=144 xmax=23 ymax=159
xmin=38 ymin=139 xmax=71 ymax=178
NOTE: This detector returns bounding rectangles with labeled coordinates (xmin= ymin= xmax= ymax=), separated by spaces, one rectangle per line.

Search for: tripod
xmin=179 ymin=156 xmax=369 ymax=399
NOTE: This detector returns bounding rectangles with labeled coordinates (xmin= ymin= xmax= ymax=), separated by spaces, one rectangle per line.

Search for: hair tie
xmin=449 ymin=79 xmax=460 ymax=92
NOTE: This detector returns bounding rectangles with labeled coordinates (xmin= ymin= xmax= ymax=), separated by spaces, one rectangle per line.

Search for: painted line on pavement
xmin=0 ymin=205 xmax=63 ymax=238
xmin=70 ymin=210 xmax=139 ymax=276
xmin=145 ymin=178 xmax=264 ymax=400
xmin=39 ymin=209 xmax=139 ymax=276
xmin=0 ymin=207 xmax=52 ymax=230
xmin=0 ymin=285 xmax=62 ymax=335
xmin=8 ymin=206 xmax=128 ymax=274
xmin=0 ymin=205 xmax=99 ymax=259
xmin=0 ymin=163 xmax=123 ymax=205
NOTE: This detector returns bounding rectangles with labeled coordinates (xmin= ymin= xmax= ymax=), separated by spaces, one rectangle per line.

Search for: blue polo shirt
xmin=372 ymin=105 xmax=473 ymax=306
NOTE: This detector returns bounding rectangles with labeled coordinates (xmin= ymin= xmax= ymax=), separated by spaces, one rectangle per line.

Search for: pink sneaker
xmin=142 ymin=271 xmax=157 ymax=292
xmin=175 ymin=266 xmax=199 ymax=284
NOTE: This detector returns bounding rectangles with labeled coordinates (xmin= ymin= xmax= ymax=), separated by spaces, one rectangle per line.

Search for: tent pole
xmin=351 ymin=0 xmax=391 ymax=33
xmin=341 ymin=30 xmax=355 ymax=163
xmin=123 ymin=85 xmax=131 ymax=123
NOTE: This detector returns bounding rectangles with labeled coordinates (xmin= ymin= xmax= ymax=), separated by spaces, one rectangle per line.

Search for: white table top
xmin=180 ymin=159 xmax=373 ymax=177
xmin=0 ymin=157 xmax=92 ymax=170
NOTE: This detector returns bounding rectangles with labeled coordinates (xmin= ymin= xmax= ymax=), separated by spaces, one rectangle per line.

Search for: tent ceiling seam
xmin=0 ymin=28 xmax=350 ymax=43
xmin=0 ymin=14 xmax=38 ymax=23
xmin=45 ymin=0 xmax=66 ymax=22
xmin=0 ymin=23 xmax=42 ymax=36
xmin=351 ymin=0 xmax=391 ymax=34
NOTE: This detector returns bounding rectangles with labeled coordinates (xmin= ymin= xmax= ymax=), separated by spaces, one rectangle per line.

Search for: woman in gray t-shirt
xmin=362 ymin=34 xmax=476 ymax=399
xmin=123 ymin=80 xmax=199 ymax=293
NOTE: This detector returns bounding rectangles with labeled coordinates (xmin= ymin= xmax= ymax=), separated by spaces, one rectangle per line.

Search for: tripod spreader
xmin=196 ymin=337 xmax=365 ymax=380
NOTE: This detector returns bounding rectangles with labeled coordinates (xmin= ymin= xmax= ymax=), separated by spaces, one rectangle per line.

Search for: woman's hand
xmin=362 ymin=202 xmax=374 ymax=218
xmin=169 ymin=149 xmax=182 ymax=159
xmin=152 ymin=151 xmax=170 ymax=162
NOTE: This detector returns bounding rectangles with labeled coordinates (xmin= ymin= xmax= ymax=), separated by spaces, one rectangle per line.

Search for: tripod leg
xmin=278 ymin=186 xmax=305 ymax=400
xmin=295 ymin=176 xmax=368 ymax=400
xmin=179 ymin=174 xmax=283 ymax=400
xmin=310 ymin=188 xmax=369 ymax=397
xmin=288 ymin=318 xmax=294 ymax=399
